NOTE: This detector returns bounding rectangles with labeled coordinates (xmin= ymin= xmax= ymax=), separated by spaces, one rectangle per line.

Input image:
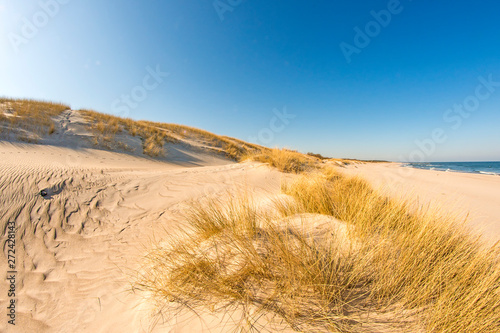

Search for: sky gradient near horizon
xmin=1 ymin=0 xmax=499 ymax=161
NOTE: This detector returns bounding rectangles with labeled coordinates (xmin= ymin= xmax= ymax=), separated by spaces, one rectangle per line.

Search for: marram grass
xmin=135 ymin=167 xmax=500 ymax=332
xmin=0 ymin=97 xmax=69 ymax=141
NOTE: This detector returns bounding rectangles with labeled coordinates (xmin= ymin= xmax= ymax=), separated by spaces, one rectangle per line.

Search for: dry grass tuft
xmin=0 ymin=97 xmax=69 ymax=141
xmin=48 ymin=122 xmax=56 ymax=135
xmin=80 ymin=109 xmax=177 ymax=157
xmin=142 ymin=135 xmax=164 ymax=157
xmin=136 ymin=196 xmax=367 ymax=332
xmin=137 ymin=167 xmax=500 ymax=332
xmin=245 ymin=148 xmax=318 ymax=173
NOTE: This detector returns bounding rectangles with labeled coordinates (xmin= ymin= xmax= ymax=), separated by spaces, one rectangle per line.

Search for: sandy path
xmin=343 ymin=163 xmax=500 ymax=245
xmin=0 ymin=142 xmax=284 ymax=332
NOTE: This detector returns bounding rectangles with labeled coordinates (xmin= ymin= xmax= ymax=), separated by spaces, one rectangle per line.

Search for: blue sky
xmin=1 ymin=0 xmax=499 ymax=161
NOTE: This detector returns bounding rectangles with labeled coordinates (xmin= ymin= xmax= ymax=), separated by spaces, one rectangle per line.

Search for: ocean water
xmin=404 ymin=161 xmax=500 ymax=176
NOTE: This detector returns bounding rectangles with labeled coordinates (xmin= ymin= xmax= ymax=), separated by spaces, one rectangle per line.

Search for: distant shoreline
xmin=343 ymin=162 xmax=500 ymax=245
xmin=399 ymin=161 xmax=500 ymax=176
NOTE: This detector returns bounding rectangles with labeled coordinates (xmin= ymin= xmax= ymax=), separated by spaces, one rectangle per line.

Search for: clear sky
xmin=1 ymin=0 xmax=499 ymax=161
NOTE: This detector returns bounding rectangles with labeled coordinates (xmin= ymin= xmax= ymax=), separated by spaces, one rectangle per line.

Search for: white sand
xmin=0 ymin=141 xmax=288 ymax=332
xmin=343 ymin=162 xmax=500 ymax=245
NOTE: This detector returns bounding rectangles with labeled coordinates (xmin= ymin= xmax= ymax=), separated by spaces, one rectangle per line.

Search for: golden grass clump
xmin=137 ymin=167 xmax=500 ymax=332
xmin=245 ymin=148 xmax=318 ymax=173
xmin=142 ymin=135 xmax=164 ymax=157
xmin=80 ymin=110 xmax=177 ymax=157
xmin=0 ymin=97 xmax=69 ymax=140
xmin=136 ymin=196 xmax=367 ymax=332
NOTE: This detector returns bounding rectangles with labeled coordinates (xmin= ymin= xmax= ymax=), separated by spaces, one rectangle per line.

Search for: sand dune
xmin=0 ymin=141 xmax=286 ymax=332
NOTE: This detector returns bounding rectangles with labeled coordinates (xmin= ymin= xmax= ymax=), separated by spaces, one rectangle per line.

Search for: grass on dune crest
xmin=245 ymin=148 xmax=362 ymax=173
xmin=137 ymin=168 xmax=500 ymax=332
xmin=80 ymin=109 xmax=177 ymax=157
xmin=146 ymin=121 xmax=264 ymax=161
xmin=0 ymin=97 xmax=264 ymax=159
xmin=0 ymin=97 xmax=69 ymax=141
xmin=80 ymin=109 xmax=263 ymax=159
xmin=245 ymin=148 xmax=319 ymax=173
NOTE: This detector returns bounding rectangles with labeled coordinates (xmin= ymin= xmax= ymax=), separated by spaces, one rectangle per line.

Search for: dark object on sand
xmin=40 ymin=189 xmax=48 ymax=197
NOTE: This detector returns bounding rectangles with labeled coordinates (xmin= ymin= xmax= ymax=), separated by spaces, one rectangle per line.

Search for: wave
xmin=479 ymin=171 xmax=499 ymax=176
xmin=404 ymin=162 xmax=500 ymax=176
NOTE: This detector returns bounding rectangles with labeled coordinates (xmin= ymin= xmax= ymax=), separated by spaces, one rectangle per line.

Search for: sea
xmin=403 ymin=161 xmax=500 ymax=176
